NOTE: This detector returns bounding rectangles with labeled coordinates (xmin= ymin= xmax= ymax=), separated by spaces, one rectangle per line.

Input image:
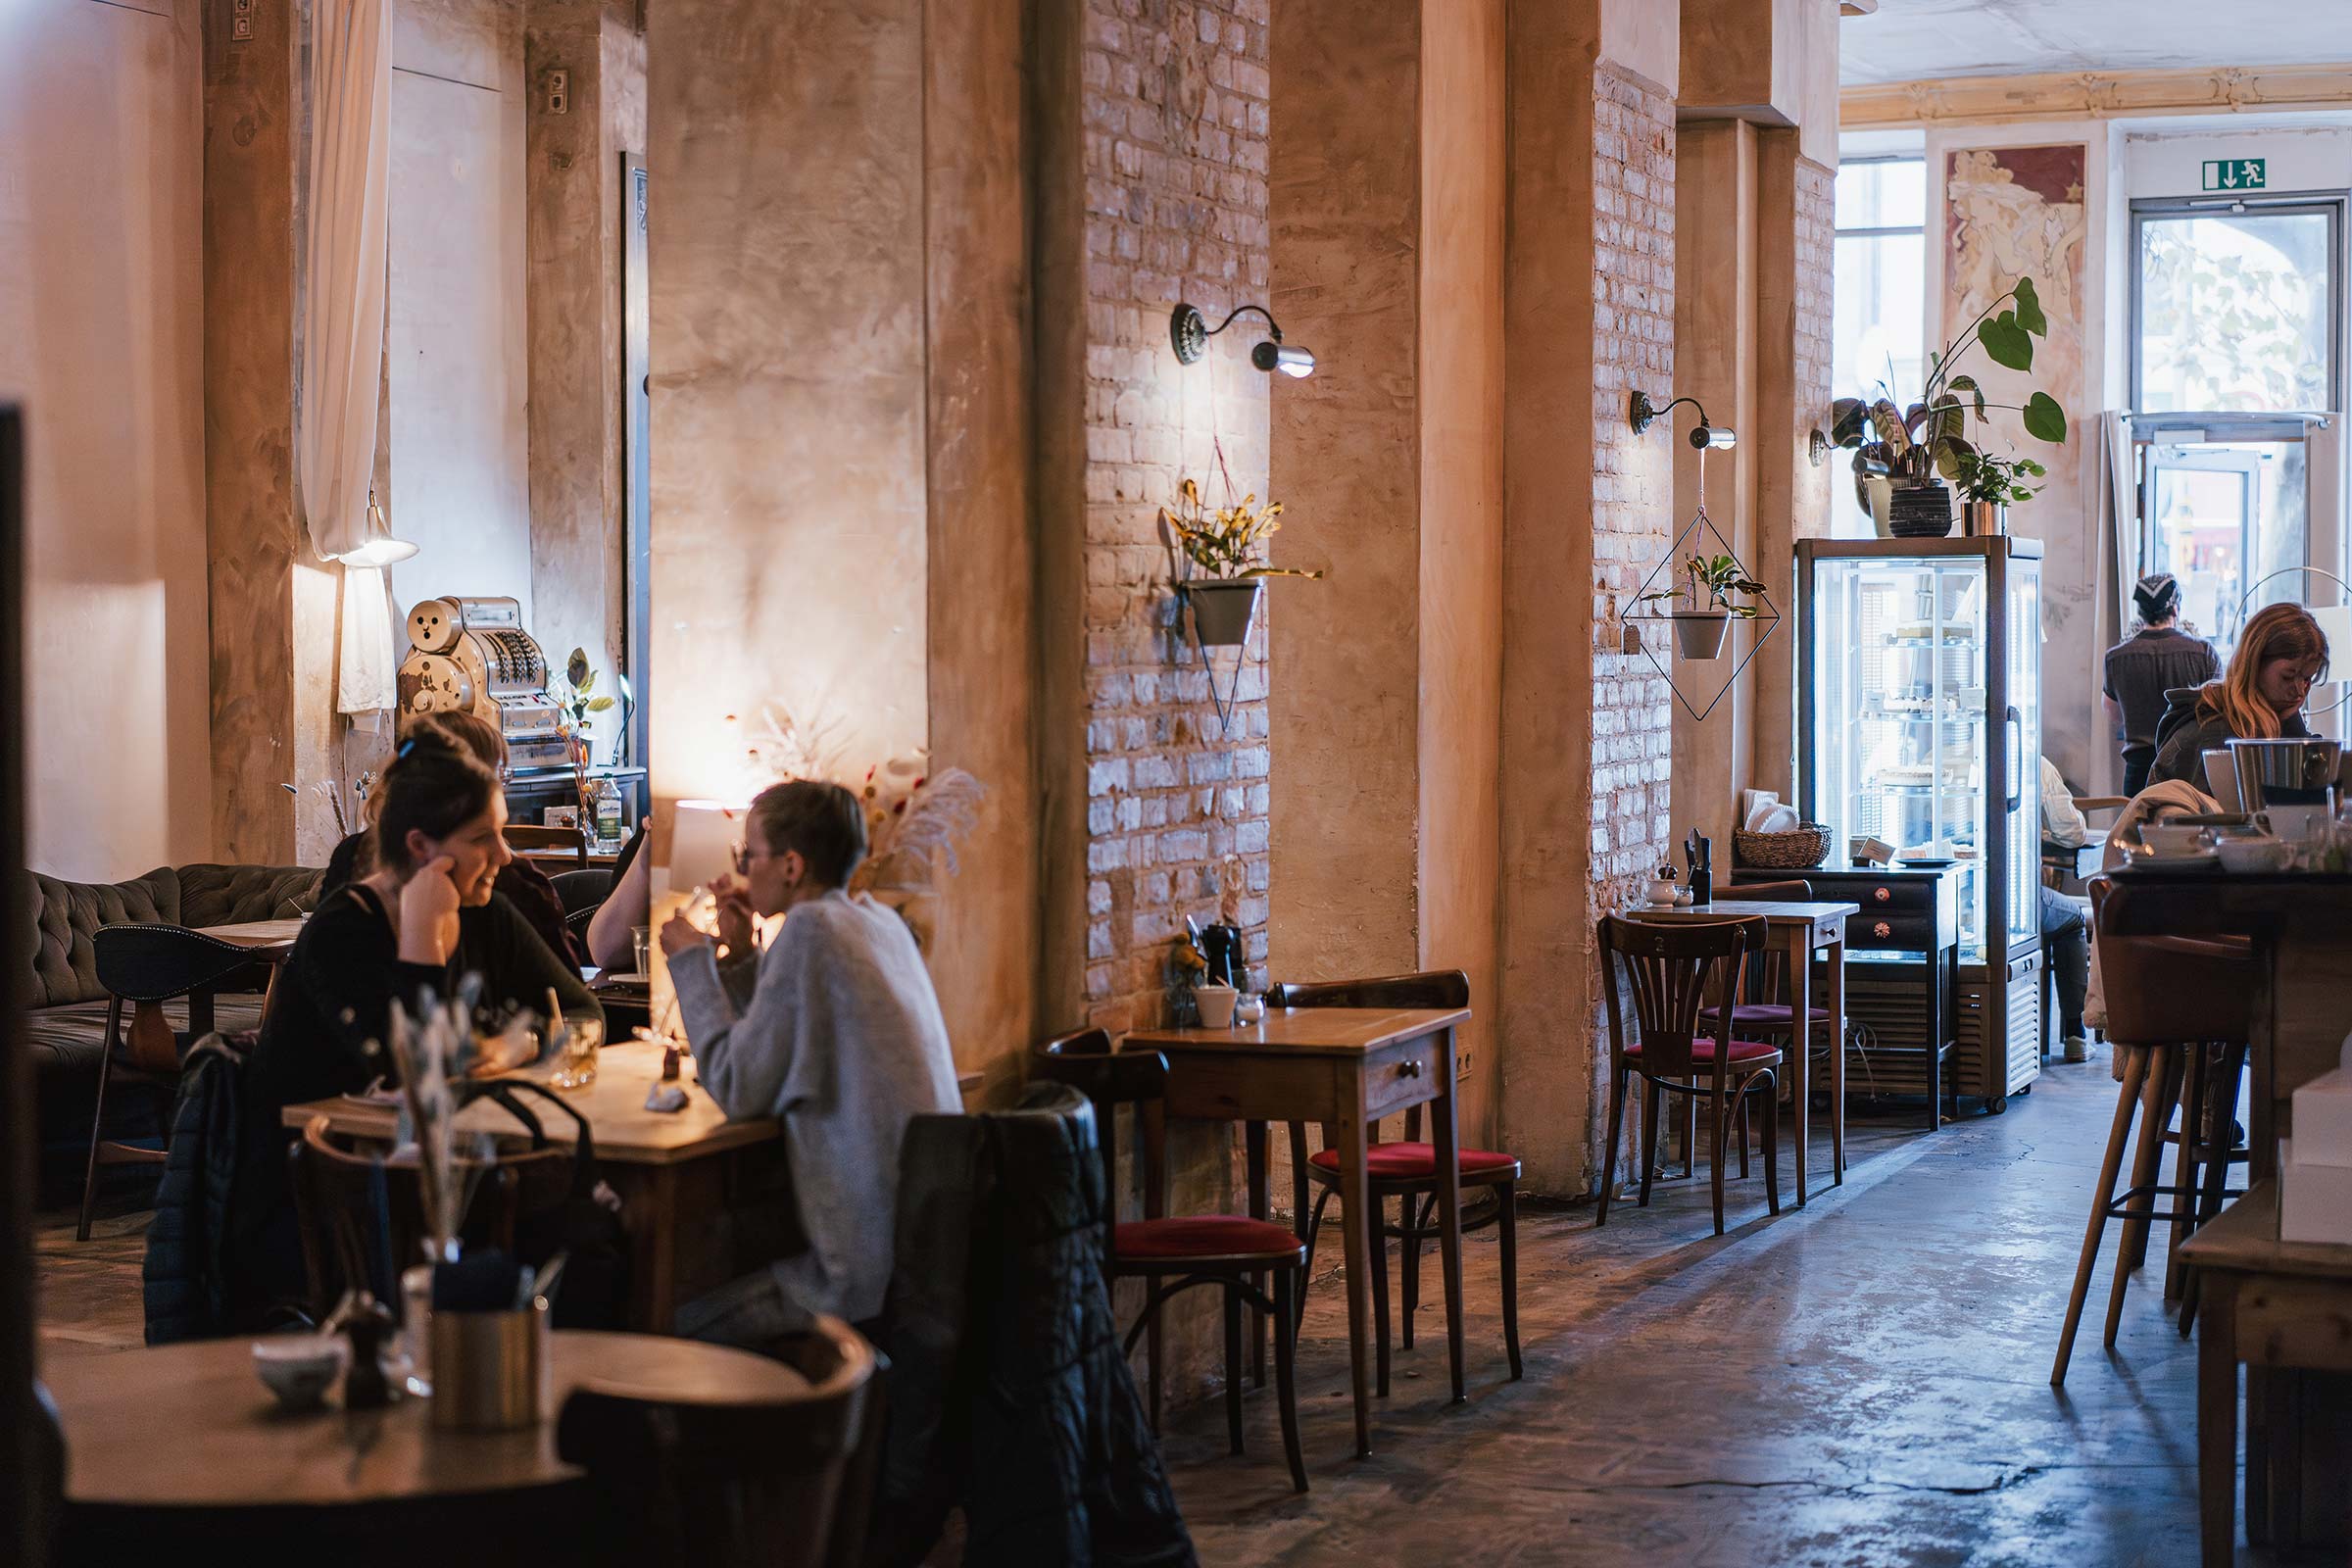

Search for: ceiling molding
xmin=1841 ymin=63 xmax=2352 ymax=128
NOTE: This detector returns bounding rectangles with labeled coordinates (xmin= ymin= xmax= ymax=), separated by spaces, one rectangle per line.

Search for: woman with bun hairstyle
xmin=2148 ymin=602 xmax=2330 ymax=796
xmin=227 ymin=728 xmax=601 ymax=1322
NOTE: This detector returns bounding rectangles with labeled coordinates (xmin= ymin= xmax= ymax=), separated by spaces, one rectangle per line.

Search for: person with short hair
xmin=2103 ymin=572 xmax=2220 ymax=796
xmin=661 ymin=778 xmax=961 ymax=1342
xmin=2148 ymin=601 xmax=2330 ymax=796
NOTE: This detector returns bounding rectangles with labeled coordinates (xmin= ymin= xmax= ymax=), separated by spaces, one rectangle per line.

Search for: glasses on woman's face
xmin=731 ymin=841 xmax=752 ymax=875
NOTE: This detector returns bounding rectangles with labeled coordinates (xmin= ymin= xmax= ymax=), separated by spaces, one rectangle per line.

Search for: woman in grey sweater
xmin=661 ymin=779 xmax=962 ymax=1342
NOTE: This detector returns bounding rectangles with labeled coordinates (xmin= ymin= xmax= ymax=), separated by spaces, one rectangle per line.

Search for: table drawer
xmin=1846 ymin=912 xmax=1938 ymax=951
xmin=1364 ymin=1036 xmax=1443 ymax=1118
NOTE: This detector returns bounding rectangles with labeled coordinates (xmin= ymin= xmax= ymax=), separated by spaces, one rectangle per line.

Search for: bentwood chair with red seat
xmin=1597 ymin=915 xmax=1783 ymax=1237
xmin=1690 ymin=878 xmax=1828 ymax=1177
xmin=1267 ymin=970 xmax=1523 ymax=1395
xmin=1033 ymin=1027 xmax=1309 ymax=1492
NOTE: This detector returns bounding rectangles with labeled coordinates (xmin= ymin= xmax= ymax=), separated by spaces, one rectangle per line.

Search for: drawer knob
xmin=1398 ymin=1059 xmax=1422 ymax=1079
xmin=1873 ymin=887 xmax=1892 ymax=903
xmin=1873 ymin=920 xmax=1892 ymax=940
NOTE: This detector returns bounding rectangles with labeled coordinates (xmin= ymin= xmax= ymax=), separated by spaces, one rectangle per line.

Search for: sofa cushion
xmin=26 ymin=868 xmax=180 ymax=1009
xmin=23 ymin=994 xmax=270 ymax=1078
xmin=176 ymin=862 xmax=323 ymax=928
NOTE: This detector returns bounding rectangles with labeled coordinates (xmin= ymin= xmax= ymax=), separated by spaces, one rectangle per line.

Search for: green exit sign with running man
xmin=2202 ymin=158 xmax=2267 ymax=192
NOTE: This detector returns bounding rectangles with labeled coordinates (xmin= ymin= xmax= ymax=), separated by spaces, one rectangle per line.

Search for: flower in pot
xmin=1160 ymin=477 xmax=1322 ymax=648
xmin=1636 ymin=552 xmax=1766 ymax=661
xmin=1949 ymin=447 xmax=2047 ymax=537
xmin=1831 ymin=273 xmax=2068 ymax=539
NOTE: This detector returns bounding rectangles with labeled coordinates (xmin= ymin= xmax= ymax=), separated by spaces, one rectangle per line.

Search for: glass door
xmin=2003 ymin=555 xmax=2042 ymax=952
xmin=1811 ymin=552 xmax=1992 ymax=957
xmin=2138 ymin=430 xmax=2309 ymax=660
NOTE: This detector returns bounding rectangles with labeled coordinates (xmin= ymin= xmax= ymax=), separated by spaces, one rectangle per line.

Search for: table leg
xmin=1246 ymin=1119 xmax=1268 ymax=1389
xmin=632 ymin=1164 xmax=681 ymax=1333
xmin=2198 ymin=1272 xmax=2238 ymax=1568
xmin=1788 ymin=927 xmax=1812 ymax=1206
xmin=1429 ymin=1026 xmax=1466 ymax=1404
xmin=1335 ymin=1092 xmax=1374 ymax=1458
xmin=1826 ymin=936 xmax=1846 ymax=1184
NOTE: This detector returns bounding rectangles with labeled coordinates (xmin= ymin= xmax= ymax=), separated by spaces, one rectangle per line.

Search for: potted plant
xmin=1831 ymin=274 xmax=2068 ymax=539
xmin=1950 ymin=447 xmax=2047 ymax=537
xmin=1160 ymin=476 xmax=1322 ymax=648
xmin=1636 ymin=552 xmax=1767 ymax=661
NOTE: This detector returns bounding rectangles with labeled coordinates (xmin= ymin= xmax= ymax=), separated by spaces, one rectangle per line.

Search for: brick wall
xmin=1791 ymin=156 xmax=1836 ymax=538
xmin=1075 ymin=0 xmax=1272 ymax=1396
xmin=1585 ymin=65 xmax=1676 ymax=1088
xmin=1080 ymin=0 xmax=1273 ymax=1036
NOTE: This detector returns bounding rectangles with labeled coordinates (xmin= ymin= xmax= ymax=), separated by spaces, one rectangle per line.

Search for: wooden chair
xmin=2049 ymin=877 xmax=2250 ymax=1385
xmin=1597 ymin=915 xmax=1783 ymax=1237
xmin=1691 ymin=878 xmax=1826 ymax=1177
xmin=558 ymin=1314 xmax=883 ymax=1568
xmin=1267 ymin=970 xmax=1522 ymax=1396
xmin=504 ymin=822 xmax=590 ymax=867
xmin=1033 ymin=1027 xmax=1308 ymax=1492
xmin=78 ymin=923 xmax=270 ymax=1240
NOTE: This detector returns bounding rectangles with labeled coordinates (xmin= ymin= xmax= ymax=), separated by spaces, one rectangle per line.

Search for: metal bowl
xmin=2227 ymin=737 xmax=2342 ymax=808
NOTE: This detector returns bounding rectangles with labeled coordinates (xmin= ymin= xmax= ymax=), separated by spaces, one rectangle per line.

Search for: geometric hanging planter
xmin=1179 ymin=578 xmax=1263 ymax=738
xmin=1625 ymin=506 xmax=1781 ymax=724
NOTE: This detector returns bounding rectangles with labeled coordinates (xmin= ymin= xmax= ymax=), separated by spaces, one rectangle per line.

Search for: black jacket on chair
xmin=141 ymin=1032 xmax=250 ymax=1345
xmin=873 ymin=1082 xmax=1195 ymax=1568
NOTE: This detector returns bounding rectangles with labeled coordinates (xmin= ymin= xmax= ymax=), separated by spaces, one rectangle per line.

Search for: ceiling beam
xmin=1842 ymin=62 xmax=2352 ymax=127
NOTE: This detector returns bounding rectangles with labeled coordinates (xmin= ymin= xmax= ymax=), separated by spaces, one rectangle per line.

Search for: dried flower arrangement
xmin=1160 ymin=476 xmax=1323 ymax=582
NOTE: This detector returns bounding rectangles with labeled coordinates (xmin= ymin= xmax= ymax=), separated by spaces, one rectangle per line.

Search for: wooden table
xmin=1623 ymin=899 xmax=1859 ymax=1203
xmin=2180 ymin=1183 xmax=2352 ymax=1565
xmin=44 ymin=1330 xmax=806 ymax=1559
xmin=285 ymin=1041 xmax=786 ymax=1332
xmin=1123 ymin=1005 xmax=1471 ymax=1459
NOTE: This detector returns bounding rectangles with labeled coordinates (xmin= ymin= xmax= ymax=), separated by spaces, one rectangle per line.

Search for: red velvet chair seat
xmin=1112 ymin=1216 xmax=1304 ymax=1264
xmin=1305 ymin=1142 xmax=1520 ymax=1180
xmin=1698 ymin=1002 xmax=1831 ymax=1029
xmin=1625 ymin=1036 xmax=1780 ymax=1064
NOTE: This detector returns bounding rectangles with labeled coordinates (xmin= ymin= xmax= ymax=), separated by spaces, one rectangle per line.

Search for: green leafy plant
xmin=1160 ymin=477 xmax=1324 ymax=582
xmin=1637 ymin=553 xmax=1767 ymax=619
xmin=555 ymin=647 xmax=618 ymax=732
xmin=1952 ymin=447 xmax=2047 ymax=506
xmin=1831 ymin=273 xmax=2069 ymax=490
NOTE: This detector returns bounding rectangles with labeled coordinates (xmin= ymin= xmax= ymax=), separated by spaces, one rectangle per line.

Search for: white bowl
xmin=2140 ymin=823 xmax=2212 ymax=858
xmin=252 ymin=1335 xmax=348 ymax=1409
xmin=2216 ymin=835 xmax=2291 ymax=874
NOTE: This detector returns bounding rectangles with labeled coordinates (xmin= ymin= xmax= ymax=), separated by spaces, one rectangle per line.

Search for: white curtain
xmin=2086 ymin=412 xmax=2135 ymax=798
xmin=300 ymin=0 xmax=403 ymax=714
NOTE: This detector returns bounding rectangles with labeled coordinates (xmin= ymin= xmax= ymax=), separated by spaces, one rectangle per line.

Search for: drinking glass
xmin=549 ymin=1018 xmax=605 ymax=1090
xmin=630 ymin=924 xmax=651 ymax=977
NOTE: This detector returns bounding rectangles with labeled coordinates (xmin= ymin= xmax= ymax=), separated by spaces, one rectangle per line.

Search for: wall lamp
xmin=1170 ymin=302 xmax=1315 ymax=377
xmin=1629 ymin=391 xmax=1736 ymax=449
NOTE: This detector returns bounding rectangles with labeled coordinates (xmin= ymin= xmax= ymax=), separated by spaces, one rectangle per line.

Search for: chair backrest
xmin=92 ymin=922 xmax=269 ymax=1004
xmin=288 ymin=1116 xmax=562 ymax=1316
xmin=549 ymin=867 xmax=615 ymax=916
xmin=2085 ymin=878 xmax=2250 ymax=1046
xmin=558 ymin=1315 xmax=883 ymax=1568
xmin=504 ymin=823 xmax=589 ymax=867
xmin=1721 ymin=881 xmax=1811 ymax=999
xmin=1264 ymin=968 xmax=1468 ymax=1010
xmin=1032 ymin=1027 xmax=1171 ymax=1230
xmin=1596 ymin=915 xmax=1766 ymax=1083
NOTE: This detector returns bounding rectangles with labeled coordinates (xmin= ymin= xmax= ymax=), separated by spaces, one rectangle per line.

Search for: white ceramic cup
xmin=2217 ymin=835 xmax=2290 ymax=874
xmin=2259 ymin=804 xmax=2330 ymax=846
xmin=1194 ymin=984 xmax=1238 ymax=1028
xmin=2139 ymin=822 xmax=2212 ymax=858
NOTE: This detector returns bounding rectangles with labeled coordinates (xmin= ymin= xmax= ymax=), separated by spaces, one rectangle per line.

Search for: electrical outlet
xmin=547 ymin=69 xmax=570 ymax=114
xmin=1621 ymin=622 xmax=1642 ymax=655
xmin=1455 ymin=1049 xmax=1473 ymax=1081
xmin=231 ymin=0 xmax=253 ymax=41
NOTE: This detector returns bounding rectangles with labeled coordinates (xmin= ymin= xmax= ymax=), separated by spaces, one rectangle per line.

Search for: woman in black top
xmin=229 ymin=732 xmax=601 ymax=1323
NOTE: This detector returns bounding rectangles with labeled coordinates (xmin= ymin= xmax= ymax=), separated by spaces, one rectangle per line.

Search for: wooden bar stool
xmin=2049 ymin=878 xmax=2251 ymax=1385
xmin=1034 ymin=1027 xmax=1309 ymax=1492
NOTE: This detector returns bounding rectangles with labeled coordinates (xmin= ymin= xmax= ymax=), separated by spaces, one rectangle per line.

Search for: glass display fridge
xmin=1795 ymin=537 xmax=2044 ymax=1110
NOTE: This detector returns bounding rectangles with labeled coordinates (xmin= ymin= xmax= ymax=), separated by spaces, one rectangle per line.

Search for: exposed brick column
xmin=1499 ymin=5 xmax=1679 ymax=1197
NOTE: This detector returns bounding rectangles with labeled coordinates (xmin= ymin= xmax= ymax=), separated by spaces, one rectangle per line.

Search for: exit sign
xmin=2202 ymin=158 xmax=2267 ymax=192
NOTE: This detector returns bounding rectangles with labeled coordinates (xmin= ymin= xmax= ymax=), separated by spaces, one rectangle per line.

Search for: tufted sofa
xmin=24 ymin=862 xmax=321 ymax=1175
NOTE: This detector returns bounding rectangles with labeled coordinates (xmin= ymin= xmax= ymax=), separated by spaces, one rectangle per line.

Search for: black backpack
xmin=453 ymin=1079 xmax=632 ymax=1329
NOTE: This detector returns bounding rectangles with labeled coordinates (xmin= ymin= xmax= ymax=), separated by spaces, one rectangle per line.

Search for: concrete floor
xmin=32 ymin=1051 xmax=2318 ymax=1564
xmin=1154 ymin=1053 xmax=2316 ymax=1567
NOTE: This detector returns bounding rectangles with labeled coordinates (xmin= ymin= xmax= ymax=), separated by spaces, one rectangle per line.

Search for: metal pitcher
xmin=2227 ymin=737 xmax=2342 ymax=808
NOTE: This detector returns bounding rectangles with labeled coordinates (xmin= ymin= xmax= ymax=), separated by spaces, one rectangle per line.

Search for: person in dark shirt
xmin=228 ymin=730 xmax=601 ymax=1324
xmin=2148 ymin=601 xmax=2330 ymax=797
xmin=2103 ymin=572 xmax=2220 ymax=796
xmin=320 ymin=710 xmax=585 ymax=966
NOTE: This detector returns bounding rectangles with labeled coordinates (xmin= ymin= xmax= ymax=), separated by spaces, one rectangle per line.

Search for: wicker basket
xmin=1734 ymin=823 xmax=1831 ymax=870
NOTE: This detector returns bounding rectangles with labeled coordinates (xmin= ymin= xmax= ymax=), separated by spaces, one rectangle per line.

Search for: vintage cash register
xmin=396 ymin=596 xmax=571 ymax=770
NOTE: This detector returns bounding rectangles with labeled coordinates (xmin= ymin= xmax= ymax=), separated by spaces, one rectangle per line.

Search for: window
xmin=1834 ymin=159 xmax=1928 ymax=414
xmin=2133 ymin=199 xmax=2341 ymax=414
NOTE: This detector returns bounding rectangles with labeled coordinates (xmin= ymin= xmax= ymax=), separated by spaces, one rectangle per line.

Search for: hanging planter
xmin=1182 ymin=578 xmax=1263 ymax=648
xmin=1669 ymin=610 xmax=1733 ymax=661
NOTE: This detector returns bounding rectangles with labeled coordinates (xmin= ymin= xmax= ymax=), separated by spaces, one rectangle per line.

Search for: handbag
xmin=454 ymin=1079 xmax=632 ymax=1328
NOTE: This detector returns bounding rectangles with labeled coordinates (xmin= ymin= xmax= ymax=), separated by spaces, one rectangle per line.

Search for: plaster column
xmin=1270 ymin=0 xmax=1505 ymax=1147
xmin=1498 ymin=0 xmax=1680 ymax=1196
